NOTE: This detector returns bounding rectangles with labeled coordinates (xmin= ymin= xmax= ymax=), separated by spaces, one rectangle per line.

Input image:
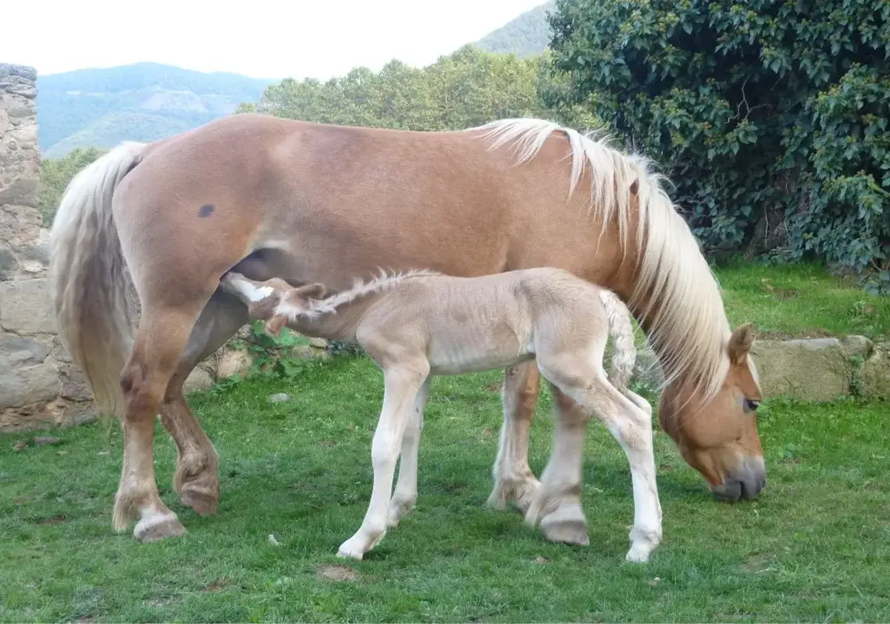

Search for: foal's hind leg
xmin=114 ymin=303 xmax=211 ymax=542
xmin=487 ymin=362 xmax=542 ymax=513
xmin=387 ymin=377 xmax=431 ymax=528
xmin=158 ymin=291 xmax=249 ymax=515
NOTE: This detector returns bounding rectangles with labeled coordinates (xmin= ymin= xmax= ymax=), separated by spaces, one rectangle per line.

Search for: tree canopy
xmin=238 ymin=46 xmax=554 ymax=131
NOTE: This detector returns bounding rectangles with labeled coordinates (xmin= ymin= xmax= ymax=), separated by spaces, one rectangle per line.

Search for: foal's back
xmin=357 ymin=268 xmax=610 ymax=375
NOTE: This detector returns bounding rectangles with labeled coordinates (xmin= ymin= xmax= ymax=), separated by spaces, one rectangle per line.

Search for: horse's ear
xmin=295 ymin=282 xmax=326 ymax=300
xmin=265 ymin=315 xmax=287 ymax=336
xmin=629 ymin=178 xmax=639 ymax=196
xmin=728 ymin=323 xmax=755 ymax=364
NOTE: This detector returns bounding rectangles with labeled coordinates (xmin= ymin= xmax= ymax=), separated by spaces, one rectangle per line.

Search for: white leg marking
xmin=387 ymin=378 xmax=430 ymax=528
xmin=338 ymin=367 xmax=428 ymax=559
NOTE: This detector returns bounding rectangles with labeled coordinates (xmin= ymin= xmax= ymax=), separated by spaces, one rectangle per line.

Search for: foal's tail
xmin=600 ymin=289 xmax=637 ymax=392
xmin=48 ymin=142 xmax=147 ymax=421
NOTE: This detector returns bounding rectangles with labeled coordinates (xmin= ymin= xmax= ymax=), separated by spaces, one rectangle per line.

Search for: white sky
xmin=1 ymin=0 xmax=546 ymax=80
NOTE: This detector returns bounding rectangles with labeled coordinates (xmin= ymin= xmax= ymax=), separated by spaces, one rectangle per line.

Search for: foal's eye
xmin=743 ymin=398 xmax=760 ymax=412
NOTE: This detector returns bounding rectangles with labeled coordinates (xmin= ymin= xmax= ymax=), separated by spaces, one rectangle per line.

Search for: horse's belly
xmin=426 ymin=336 xmax=532 ymax=376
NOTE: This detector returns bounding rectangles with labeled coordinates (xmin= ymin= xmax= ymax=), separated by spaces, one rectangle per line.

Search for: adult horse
xmin=49 ymin=114 xmax=766 ymax=543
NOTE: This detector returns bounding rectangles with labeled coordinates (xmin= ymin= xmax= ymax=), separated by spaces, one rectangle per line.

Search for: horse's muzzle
xmin=710 ymin=457 xmax=766 ymax=502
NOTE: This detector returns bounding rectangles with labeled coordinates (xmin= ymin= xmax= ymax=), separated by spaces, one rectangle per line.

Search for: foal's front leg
xmin=387 ymin=377 xmax=431 ymax=528
xmin=338 ymin=364 xmax=430 ymax=560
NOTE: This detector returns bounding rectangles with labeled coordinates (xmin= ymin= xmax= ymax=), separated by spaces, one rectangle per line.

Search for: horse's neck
xmin=287 ymin=292 xmax=378 ymax=342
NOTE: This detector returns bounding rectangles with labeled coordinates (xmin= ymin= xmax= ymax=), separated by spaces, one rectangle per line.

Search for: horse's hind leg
xmin=523 ymin=384 xmax=591 ymax=546
xmin=114 ymin=301 xmax=211 ymax=542
xmin=158 ymin=291 xmax=249 ymax=515
xmin=487 ymin=361 xmax=542 ymax=513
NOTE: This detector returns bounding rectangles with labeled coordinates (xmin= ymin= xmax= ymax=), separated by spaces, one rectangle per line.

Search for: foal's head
xmin=658 ymin=324 xmax=766 ymax=502
xmin=259 ymin=281 xmax=327 ymax=335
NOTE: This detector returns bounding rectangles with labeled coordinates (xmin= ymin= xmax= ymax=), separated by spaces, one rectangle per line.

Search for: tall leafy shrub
xmin=545 ymin=0 xmax=890 ymax=286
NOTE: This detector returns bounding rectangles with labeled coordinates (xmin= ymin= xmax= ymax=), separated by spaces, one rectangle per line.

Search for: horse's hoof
xmin=134 ymin=512 xmax=187 ymax=543
xmin=540 ymin=505 xmax=590 ymax=546
xmin=180 ymin=484 xmax=219 ymax=516
xmin=487 ymin=476 xmax=541 ymax=514
xmin=625 ymin=544 xmax=653 ymax=563
xmin=336 ymin=541 xmax=366 ymax=561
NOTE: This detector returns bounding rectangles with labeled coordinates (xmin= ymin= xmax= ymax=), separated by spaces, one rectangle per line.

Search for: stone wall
xmin=0 ymin=63 xmax=93 ymax=431
xmin=628 ymin=335 xmax=890 ymax=403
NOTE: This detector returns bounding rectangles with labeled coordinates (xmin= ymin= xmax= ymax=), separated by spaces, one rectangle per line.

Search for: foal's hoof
xmin=336 ymin=541 xmax=366 ymax=561
xmin=180 ymin=484 xmax=219 ymax=516
xmin=134 ymin=513 xmax=187 ymax=543
xmin=540 ymin=506 xmax=590 ymax=547
xmin=625 ymin=545 xmax=652 ymax=563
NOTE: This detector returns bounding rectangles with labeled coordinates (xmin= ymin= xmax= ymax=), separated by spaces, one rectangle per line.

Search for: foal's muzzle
xmin=710 ymin=457 xmax=766 ymax=502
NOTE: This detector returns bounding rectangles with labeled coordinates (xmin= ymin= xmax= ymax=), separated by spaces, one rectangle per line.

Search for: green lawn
xmin=2 ymin=355 xmax=889 ymax=622
xmin=714 ymin=260 xmax=889 ymax=340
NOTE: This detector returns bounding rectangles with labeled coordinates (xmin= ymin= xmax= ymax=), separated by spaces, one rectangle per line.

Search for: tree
xmin=545 ymin=0 xmax=890 ymax=285
xmin=240 ymin=46 xmax=557 ymax=132
xmin=39 ymin=147 xmax=106 ymax=225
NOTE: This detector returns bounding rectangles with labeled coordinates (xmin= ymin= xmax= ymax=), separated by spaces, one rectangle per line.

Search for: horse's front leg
xmin=387 ymin=377 xmax=431 ymax=528
xmin=338 ymin=363 xmax=430 ymax=560
xmin=488 ymin=361 xmax=542 ymax=513
xmin=524 ymin=384 xmax=591 ymax=547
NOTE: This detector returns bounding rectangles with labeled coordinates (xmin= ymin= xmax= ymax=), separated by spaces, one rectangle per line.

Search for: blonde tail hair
xmin=48 ymin=142 xmax=146 ymax=420
xmin=600 ymin=289 xmax=637 ymax=392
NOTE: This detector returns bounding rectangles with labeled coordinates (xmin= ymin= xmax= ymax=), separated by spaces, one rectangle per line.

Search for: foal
xmin=220 ymin=267 xmax=661 ymax=563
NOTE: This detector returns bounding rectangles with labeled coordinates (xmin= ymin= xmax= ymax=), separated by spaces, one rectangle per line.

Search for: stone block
xmin=217 ymin=349 xmax=253 ymax=379
xmin=751 ymin=338 xmax=851 ymax=402
xmin=0 ymin=278 xmax=56 ymax=334
xmin=862 ymin=342 xmax=890 ymax=400
xmin=0 ymin=247 xmax=17 ymax=280
xmin=0 ymin=178 xmax=38 ymax=206
xmin=59 ymin=364 xmax=93 ymax=402
xmin=0 ymin=353 xmax=58 ymax=409
xmin=0 ymin=336 xmax=50 ymax=364
xmin=184 ymin=367 xmax=214 ymax=393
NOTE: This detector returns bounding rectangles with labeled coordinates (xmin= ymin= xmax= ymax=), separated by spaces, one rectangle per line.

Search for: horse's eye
xmin=744 ymin=398 xmax=760 ymax=411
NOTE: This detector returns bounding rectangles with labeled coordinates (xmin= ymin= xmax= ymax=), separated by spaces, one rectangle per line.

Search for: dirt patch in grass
xmin=316 ymin=564 xmax=358 ymax=582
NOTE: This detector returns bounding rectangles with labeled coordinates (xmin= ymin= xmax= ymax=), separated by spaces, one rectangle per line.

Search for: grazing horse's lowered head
xmin=657 ymin=323 xmax=765 ymax=502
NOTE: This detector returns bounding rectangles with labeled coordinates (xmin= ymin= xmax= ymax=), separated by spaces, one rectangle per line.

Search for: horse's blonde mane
xmin=476 ymin=118 xmax=733 ymax=401
xmin=281 ymin=268 xmax=442 ymax=320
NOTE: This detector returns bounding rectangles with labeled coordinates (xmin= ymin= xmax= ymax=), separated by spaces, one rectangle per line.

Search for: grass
xmin=2 ymin=354 xmax=889 ymax=622
xmin=713 ymin=260 xmax=890 ymax=340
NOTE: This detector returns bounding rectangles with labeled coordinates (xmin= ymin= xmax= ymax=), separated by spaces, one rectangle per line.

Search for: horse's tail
xmin=600 ymin=289 xmax=637 ymax=392
xmin=48 ymin=142 xmax=147 ymax=421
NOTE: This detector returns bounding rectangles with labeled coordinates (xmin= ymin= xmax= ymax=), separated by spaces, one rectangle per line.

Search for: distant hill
xmin=37 ymin=62 xmax=275 ymax=158
xmin=473 ymin=1 xmax=555 ymax=58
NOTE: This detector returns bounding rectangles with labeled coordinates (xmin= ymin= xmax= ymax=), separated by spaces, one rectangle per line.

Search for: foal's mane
xmin=475 ymin=118 xmax=732 ymax=401
xmin=295 ymin=268 xmax=442 ymax=319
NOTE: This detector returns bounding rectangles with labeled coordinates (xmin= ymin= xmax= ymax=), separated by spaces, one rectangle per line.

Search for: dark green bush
xmin=544 ymin=0 xmax=890 ymax=286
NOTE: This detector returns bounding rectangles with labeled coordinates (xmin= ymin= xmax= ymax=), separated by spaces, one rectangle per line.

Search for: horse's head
xmin=658 ymin=323 xmax=766 ymax=502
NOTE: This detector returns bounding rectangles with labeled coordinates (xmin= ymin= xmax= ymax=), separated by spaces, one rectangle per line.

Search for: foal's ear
xmin=728 ymin=323 xmax=755 ymax=365
xmin=295 ymin=282 xmax=326 ymax=301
